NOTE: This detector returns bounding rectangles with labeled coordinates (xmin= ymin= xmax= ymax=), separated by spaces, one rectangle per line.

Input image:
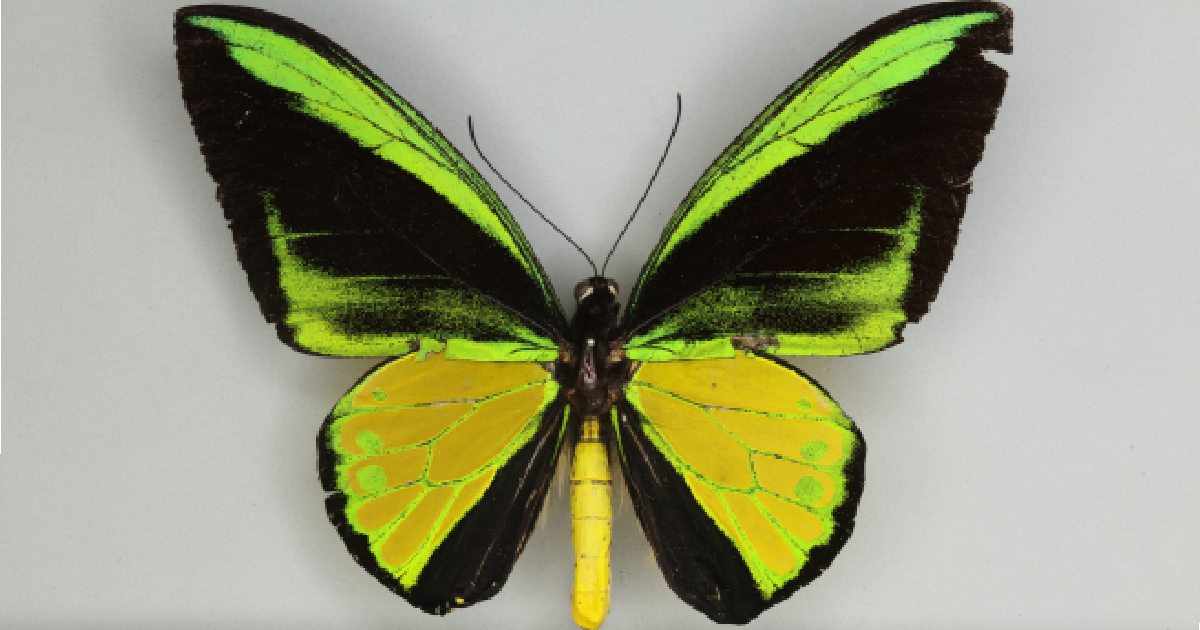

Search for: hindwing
xmin=614 ymin=353 xmax=864 ymax=623
xmin=318 ymin=347 xmax=567 ymax=612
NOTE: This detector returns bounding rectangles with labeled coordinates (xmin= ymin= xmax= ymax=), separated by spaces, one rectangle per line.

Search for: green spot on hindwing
xmin=355 ymin=430 xmax=384 ymax=454
xmin=801 ymin=440 xmax=828 ymax=462
xmin=794 ymin=476 xmax=824 ymax=504
xmin=356 ymin=465 xmax=387 ymax=492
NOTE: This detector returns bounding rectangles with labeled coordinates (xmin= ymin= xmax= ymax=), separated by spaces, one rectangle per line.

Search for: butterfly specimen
xmin=175 ymin=2 xmax=1012 ymax=627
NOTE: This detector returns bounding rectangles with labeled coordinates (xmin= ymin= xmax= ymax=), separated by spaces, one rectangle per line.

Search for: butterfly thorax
xmin=560 ymin=277 xmax=629 ymax=417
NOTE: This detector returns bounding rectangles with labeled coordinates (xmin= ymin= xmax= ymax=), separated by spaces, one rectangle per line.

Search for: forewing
xmin=176 ymin=6 xmax=564 ymax=357
xmin=624 ymin=3 xmax=1012 ymax=359
xmin=318 ymin=348 xmax=566 ymax=613
xmin=615 ymin=353 xmax=864 ymax=623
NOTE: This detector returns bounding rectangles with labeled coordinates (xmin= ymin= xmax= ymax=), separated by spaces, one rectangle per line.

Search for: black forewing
xmin=622 ymin=2 xmax=1012 ymax=353
xmin=175 ymin=5 xmax=565 ymax=355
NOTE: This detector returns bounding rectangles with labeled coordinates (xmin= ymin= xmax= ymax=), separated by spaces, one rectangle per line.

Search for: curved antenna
xmin=468 ymin=117 xmax=598 ymax=276
xmin=600 ymin=93 xmax=683 ymax=276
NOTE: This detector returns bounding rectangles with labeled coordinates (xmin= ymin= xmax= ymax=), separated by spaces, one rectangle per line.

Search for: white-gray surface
xmin=3 ymin=1 xmax=1198 ymax=628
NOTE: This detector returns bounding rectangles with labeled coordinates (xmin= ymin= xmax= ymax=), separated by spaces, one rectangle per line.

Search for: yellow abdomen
xmin=569 ymin=415 xmax=612 ymax=629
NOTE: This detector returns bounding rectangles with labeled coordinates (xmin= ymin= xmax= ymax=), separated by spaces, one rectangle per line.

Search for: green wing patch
xmin=627 ymin=188 xmax=925 ymax=358
xmin=176 ymin=6 xmax=565 ymax=356
xmin=187 ymin=14 xmax=537 ymax=269
xmin=645 ymin=11 xmax=1000 ymax=266
xmin=261 ymin=193 xmax=557 ymax=359
xmin=623 ymin=4 xmax=1012 ymax=359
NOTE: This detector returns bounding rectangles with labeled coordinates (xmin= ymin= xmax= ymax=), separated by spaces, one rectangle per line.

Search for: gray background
xmin=4 ymin=1 xmax=1199 ymax=628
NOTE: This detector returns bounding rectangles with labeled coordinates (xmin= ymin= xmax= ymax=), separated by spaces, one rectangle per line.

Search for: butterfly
xmin=175 ymin=2 xmax=1011 ymax=627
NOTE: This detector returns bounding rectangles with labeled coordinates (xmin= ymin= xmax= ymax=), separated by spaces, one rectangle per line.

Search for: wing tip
xmin=857 ymin=3 xmax=1014 ymax=57
xmin=969 ymin=2 xmax=1015 ymax=56
xmin=175 ymin=4 xmax=284 ymax=26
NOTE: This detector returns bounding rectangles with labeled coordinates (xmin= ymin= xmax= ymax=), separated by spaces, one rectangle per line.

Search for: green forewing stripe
xmin=328 ymin=46 xmax=533 ymax=252
xmin=625 ymin=338 xmax=736 ymax=362
xmin=444 ymin=338 xmax=558 ymax=362
xmin=646 ymin=10 xmax=998 ymax=273
xmin=187 ymin=15 xmax=544 ymax=285
xmin=628 ymin=190 xmax=922 ymax=358
xmin=262 ymin=193 xmax=553 ymax=355
xmin=328 ymin=43 xmax=536 ymax=256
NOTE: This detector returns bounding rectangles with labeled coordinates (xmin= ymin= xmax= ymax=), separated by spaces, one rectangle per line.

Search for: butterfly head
xmin=571 ymin=276 xmax=621 ymax=336
xmin=573 ymin=277 xmax=619 ymax=304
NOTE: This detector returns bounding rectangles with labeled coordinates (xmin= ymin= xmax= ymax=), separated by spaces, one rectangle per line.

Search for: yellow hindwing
xmin=322 ymin=350 xmax=559 ymax=589
xmin=624 ymin=352 xmax=862 ymax=597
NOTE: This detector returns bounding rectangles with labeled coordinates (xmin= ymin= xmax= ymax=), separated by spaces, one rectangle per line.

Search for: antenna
xmin=600 ymin=93 xmax=683 ymax=276
xmin=468 ymin=117 xmax=599 ymax=276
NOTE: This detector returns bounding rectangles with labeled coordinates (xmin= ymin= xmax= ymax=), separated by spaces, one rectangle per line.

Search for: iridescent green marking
xmin=356 ymin=465 xmax=388 ymax=492
xmin=635 ymin=10 xmax=999 ymax=292
xmin=413 ymin=338 xmax=445 ymax=360
xmin=801 ymin=440 xmax=828 ymax=463
xmin=794 ymin=476 xmax=824 ymax=505
xmin=625 ymin=337 xmax=736 ymax=362
xmin=443 ymin=338 xmax=558 ymax=362
xmin=187 ymin=15 xmax=555 ymax=306
xmin=629 ymin=188 xmax=924 ymax=357
xmin=260 ymin=192 xmax=554 ymax=356
xmin=356 ymin=430 xmax=385 ymax=453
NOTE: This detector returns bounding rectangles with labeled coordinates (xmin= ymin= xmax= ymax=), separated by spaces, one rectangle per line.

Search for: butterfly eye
xmin=574 ymin=280 xmax=594 ymax=303
xmin=604 ymin=279 xmax=620 ymax=297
